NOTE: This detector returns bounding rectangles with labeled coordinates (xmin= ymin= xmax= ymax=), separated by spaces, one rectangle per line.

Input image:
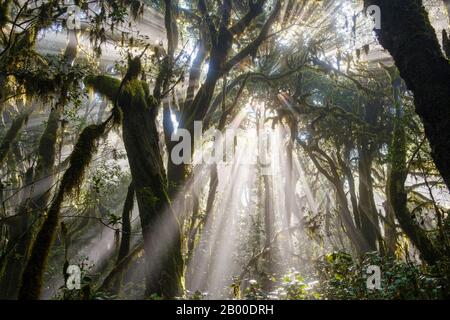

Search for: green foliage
xmin=315 ymin=251 xmax=450 ymax=299
xmin=237 ymin=271 xmax=318 ymax=300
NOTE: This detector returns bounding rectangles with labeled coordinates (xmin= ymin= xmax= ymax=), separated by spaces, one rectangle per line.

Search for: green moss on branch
xmin=18 ymin=122 xmax=108 ymax=300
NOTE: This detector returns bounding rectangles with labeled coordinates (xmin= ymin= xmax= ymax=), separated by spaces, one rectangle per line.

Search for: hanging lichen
xmin=18 ymin=121 xmax=109 ymax=300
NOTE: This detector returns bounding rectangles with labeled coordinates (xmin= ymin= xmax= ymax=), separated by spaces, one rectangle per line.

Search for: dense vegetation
xmin=0 ymin=0 xmax=449 ymax=300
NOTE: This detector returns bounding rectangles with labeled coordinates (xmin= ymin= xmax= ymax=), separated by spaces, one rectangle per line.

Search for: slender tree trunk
xmin=0 ymin=108 xmax=33 ymax=166
xmin=384 ymin=166 xmax=397 ymax=257
xmin=284 ymin=130 xmax=294 ymax=251
xmin=187 ymin=185 xmax=200 ymax=259
xmin=0 ymin=167 xmax=33 ymax=299
xmin=263 ymin=173 xmax=274 ymax=273
xmin=109 ymin=183 xmax=134 ymax=295
xmin=387 ymin=77 xmax=440 ymax=265
xmin=96 ymin=100 xmax=108 ymax=124
xmin=302 ymin=144 xmax=371 ymax=254
xmin=341 ymin=145 xmax=362 ymax=230
xmin=357 ymin=146 xmax=380 ymax=251
xmin=335 ymin=186 xmax=372 ymax=254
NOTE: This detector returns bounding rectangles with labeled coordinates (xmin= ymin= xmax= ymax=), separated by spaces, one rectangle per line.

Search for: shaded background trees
xmin=0 ymin=0 xmax=449 ymax=300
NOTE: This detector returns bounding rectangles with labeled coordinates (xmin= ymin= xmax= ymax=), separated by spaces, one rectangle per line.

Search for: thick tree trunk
xmin=122 ymin=85 xmax=182 ymax=298
xmin=87 ymin=71 xmax=183 ymax=298
xmin=366 ymin=0 xmax=450 ymax=190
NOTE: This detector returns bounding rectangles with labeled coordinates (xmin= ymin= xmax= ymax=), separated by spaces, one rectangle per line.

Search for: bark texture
xmin=366 ymin=0 xmax=450 ymax=190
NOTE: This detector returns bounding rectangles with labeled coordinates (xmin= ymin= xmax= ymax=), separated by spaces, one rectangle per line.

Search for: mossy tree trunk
xmin=13 ymin=33 xmax=79 ymax=298
xmin=365 ymin=0 xmax=450 ymax=191
xmin=86 ymin=70 xmax=183 ymax=298
xmin=384 ymin=165 xmax=398 ymax=257
xmin=18 ymin=122 xmax=107 ymax=299
xmin=1 ymin=99 xmax=62 ymax=299
xmin=122 ymin=81 xmax=182 ymax=298
xmin=357 ymin=141 xmax=381 ymax=251
xmin=387 ymin=76 xmax=440 ymax=265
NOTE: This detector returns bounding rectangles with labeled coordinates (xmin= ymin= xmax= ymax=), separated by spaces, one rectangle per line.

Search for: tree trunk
xmin=1 ymin=103 xmax=61 ymax=299
xmin=0 ymin=108 xmax=33 ymax=166
xmin=86 ymin=71 xmax=183 ymax=298
xmin=366 ymin=0 xmax=450 ymax=190
xmin=263 ymin=173 xmax=274 ymax=277
xmin=109 ymin=183 xmax=134 ymax=295
xmin=0 ymin=167 xmax=33 ymax=299
xmin=387 ymin=76 xmax=440 ymax=265
xmin=123 ymin=86 xmax=182 ymax=298
xmin=357 ymin=145 xmax=380 ymax=251
xmin=383 ymin=167 xmax=398 ymax=257
xmin=19 ymin=121 xmax=107 ymax=299
xmin=301 ymin=144 xmax=372 ymax=254
xmin=335 ymin=185 xmax=372 ymax=254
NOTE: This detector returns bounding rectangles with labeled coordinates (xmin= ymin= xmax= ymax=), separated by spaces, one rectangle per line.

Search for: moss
xmin=141 ymin=80 xmax=150 ymax=98
xmin=139 ymin=187 xmax=160 ymax=208
xmin=19 ymin=121 xmax=108 ymax=299
xmin=61 ymin=123 xmax=107 ymax=195
xmin=84 ymin=75 xmax=121 ymax=102
xmin=85 ymin=57 xmax=147 ymax=125
xmin=125 ymin=56 xmax=142 ymax=81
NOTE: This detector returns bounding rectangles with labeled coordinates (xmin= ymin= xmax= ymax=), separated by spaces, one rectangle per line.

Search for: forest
xmin=0 ymin=0 xmax=449 ymax=301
